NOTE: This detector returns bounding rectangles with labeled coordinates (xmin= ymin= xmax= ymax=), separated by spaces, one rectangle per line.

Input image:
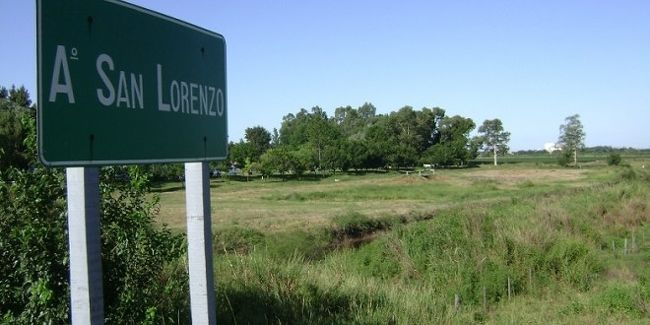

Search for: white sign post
xmin=185 ymin=162 xmax=217 ymax=324
xmin=66 ymin=167 xmax=104 ymax=324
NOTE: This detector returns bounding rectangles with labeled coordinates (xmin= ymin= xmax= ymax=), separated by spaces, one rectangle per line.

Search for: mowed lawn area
xmin=154 ymin=163 xmax=614 ymax=232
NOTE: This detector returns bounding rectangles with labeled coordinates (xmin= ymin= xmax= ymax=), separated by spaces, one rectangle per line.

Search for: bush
xmin=0 ymin=139 xmax=189 ymax=322
xmin=593 ymin=284 xmax=641 ymax=317
xmin=349 ymin=236 xmax=402 ymax=279
xmin=331 ymin=212 xmax=394 ymax=238
xmin=545 ymin=239 xmax=601 ymax=291
xmin=557 ymin=152 xmax=572 ymax=167
xmin=607 ymin=153 xmax=622 ymax=166
xmin=0 ymin=107 xmax=33 ymax=170
xmin=620 ymin=167 xmax=637 ymax=181
xmin=0 ymin=167 xmax=69 ymax=323
xmin=100 ymin=166 xmax=188 ymax=323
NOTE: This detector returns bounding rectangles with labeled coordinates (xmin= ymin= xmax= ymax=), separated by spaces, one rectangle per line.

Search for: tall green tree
xmin=333 ymin=103 xmax=377 ymax=142
xmin=0 ymin=85 xmax=34 ymax=169
xmin=558 ymin=114 xmax=585 ymax=167
xmin=244 ymin=126 xmax=271 ymax=161
xmin=422 ymin=115 xmax=476 ymax=167
xmin=260 ymin=146 xmax=293 ymax=178
xmin=279 ymin=108 xmax=310 ymax=147
xmin=306 ymin=107 xmax=329 ymax=169
xmin=365 ymin=115 xmax=392 ymax=168
xmin=358 ymin=102 xmax=376 ymax=121
xmin=477 ymin=118 xmax=511 ymax=166
xmin=8 ymin=85 xmax=32 ymax=108
xmin=228 ymin=140 xmax=254 ymax=167
xmin=271 ymin=128 xmax=280 ymax=147
xmin=365 ymin=106 xmax=445 ymax=168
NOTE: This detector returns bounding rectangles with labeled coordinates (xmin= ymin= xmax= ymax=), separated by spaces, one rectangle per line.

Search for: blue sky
xmin=2 ymin=0 xmax=649 ymax=150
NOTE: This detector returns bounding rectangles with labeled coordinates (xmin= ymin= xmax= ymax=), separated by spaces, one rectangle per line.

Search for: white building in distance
xmin=544 ymin=142 xmax=562 ymax=153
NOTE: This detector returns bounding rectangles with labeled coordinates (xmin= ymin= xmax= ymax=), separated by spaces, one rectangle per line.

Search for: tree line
xmin=228 ymin=103 xmax=514 ymax=176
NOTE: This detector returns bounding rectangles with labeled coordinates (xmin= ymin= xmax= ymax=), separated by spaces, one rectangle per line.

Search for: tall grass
xmin=211 ymin=167 xmax=650 ymax=323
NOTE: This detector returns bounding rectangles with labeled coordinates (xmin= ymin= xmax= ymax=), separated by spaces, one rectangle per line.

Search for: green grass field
xmin=154 ymin=157 xmax=650 ymax=323
xmin=154 ymin=163 xmax=613 ymax=232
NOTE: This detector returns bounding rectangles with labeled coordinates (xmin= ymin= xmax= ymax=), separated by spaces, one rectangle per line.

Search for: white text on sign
xmin=47 ymin=45 xmax=225 ymax=118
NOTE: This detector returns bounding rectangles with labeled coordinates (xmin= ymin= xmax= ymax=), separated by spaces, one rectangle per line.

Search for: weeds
xmin=210 ymin=166 xmax=650 ymax=323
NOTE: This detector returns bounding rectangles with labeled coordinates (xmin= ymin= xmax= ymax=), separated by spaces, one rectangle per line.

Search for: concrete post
xmin=66 ymin=167 xmax=104 ymax=324
xmin=185 ymin=162 xmax=217 ymax=324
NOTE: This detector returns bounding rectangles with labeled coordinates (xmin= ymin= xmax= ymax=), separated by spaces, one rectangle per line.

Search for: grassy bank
xmin=208 ymin=166 xmax=650 ymax=324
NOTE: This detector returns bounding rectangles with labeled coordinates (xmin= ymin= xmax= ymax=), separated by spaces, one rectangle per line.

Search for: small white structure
xmin=544 ymin=143 xmax=562 ymax=154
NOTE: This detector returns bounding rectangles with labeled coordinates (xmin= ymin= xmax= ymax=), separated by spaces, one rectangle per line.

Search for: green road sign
xmin=37 ymin=0 xmax=227 ymax=166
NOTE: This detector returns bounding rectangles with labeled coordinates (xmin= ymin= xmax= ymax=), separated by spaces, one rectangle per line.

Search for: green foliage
xmin=0 ymin=167 xmax=68 ymax=323
xmin=593 ymin=284 xmax=642 ymax=316
xmin=244 ymin=125 xmax=271 ymax=162
xmin=260 ymin=146 xmax=292 ymax=177
xmin=259 ymin=144 xmax=316 ymax=177
xmin=639 ymin=268 xmax=650 ymax=301
xmin=216 ymin=254 xmax=372 ymax=324
xmin=0 ymin=163 xmax=190 ymax=323
xmin=279 ymin=108 xmax=311 ymax=147
xmin=228 ymin=140 xmax=254 ymax=167
xmin=99 ymin=166 xmax=188 ymax=322
xmin=558 ymin=114 xmax=586 ymax=166
xmin=349 ymin=237 xmax=402 ymax=279
xmin=145 ymin=163 xmax=184 ymax=181
xmin=214 ymin=227 xmax=266 ymax=254
xmin=7 ymin=85 xmax=32 ymax=108
xmin=557 ymin=151 xmax=572 ymax=167
xmin=558 ymin=114 xmax=585 ymax=151
xmin=0 ymin=110 xmax=189 ymax=323
xmin=331 ymin=212 xmax=394 ymax=238
xmin=264 ymin=230 xmax=331 ymax=261
xmin=264 ymin=103 xmax=485 ymax=171
xmin=545 ymin=239 xmax=601 ymax=291
xmin=0 ymin=99 xmax=33 ymax=170
xmin=421 ymin=115 xmax=476 ymax=166
xmin=619 ymin=167 xmax=638 ymax=181
xmin=477 ymin=118 xmax=511 ymax=165
xmin=209 ymin=166 xmax=650 ymax=323
xmin=607 ymin=153 xmax=622 ymax=166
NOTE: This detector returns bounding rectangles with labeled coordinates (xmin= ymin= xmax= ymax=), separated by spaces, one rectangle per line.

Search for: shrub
xmin=593 ymin=284 xmax=641 ymax=317
xmin=100 ymin=166 xmax=188 ymax=322
xmin=557 ymin=152 xmax=572 ymax=167
xmin=639 ymin=268 xmax=650 ymax=301
xmin=607 ymin=153 xmax=622 ymax=166
xmin=0 ymin=161 xmax=189 ymax=323
xmin=545 ymin=239 xmax=601 ymax=291
xmin=619 ymin=167 xmax=637 ymax=181
xmin=0 ymin=167 xmax=68 ymax=323
xmin=350 ymin=237 xmax=402 ymax=279
xmin=331 ymin=212 xmax=393 ymax=238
